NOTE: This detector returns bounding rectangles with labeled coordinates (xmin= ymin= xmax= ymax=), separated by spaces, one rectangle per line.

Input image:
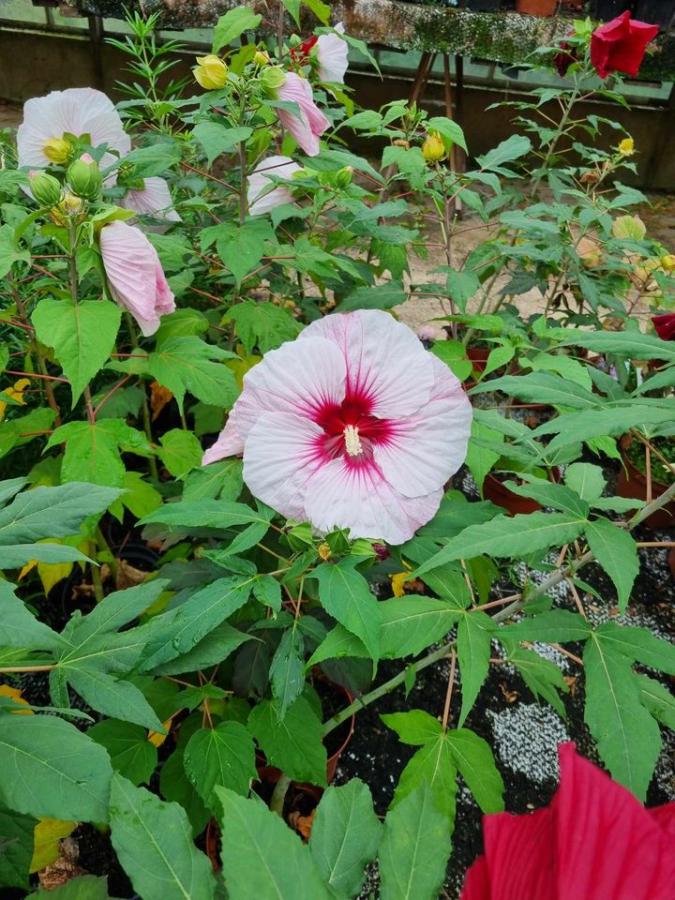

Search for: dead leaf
xmin=288 ymin=809 xmax=315 ymax=841
xmin=0 ymin=684 xmax=33 ymax=714
xmin=150 ymin=380 xmax=173 ymax=421
xmin=37 ymin=836 xmax=86 ymax=890
xmin=499 ymin=683 xmax=519 ymax=704
xmin=115 ymin=558 xmax=148 ymax=590
xmin=31 ymin=819 xmax=76 ymax=873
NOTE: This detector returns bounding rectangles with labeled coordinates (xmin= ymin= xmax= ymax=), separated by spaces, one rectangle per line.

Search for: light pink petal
xmin=234 ymin=336 xmax=346 ymax=441
xmin=100 ymin=220 xmax=175 ymax=337
xmin=248 ymin=155 xmax=301 ymax=216
xmin=554 ymin=743 xmax=675 ymax=900
xmin=301 ymin=310 xmax=435 ymax=418
xmin=303 ymin=458 xmax=443 ymax=544
xmin=277 ymin=73 xmax=329 ymax=157
xmin=121 ymin=176 xmax=181 ymax=221
xmin=316 ymin=25 xmax=349 ymax=83
xmin=17 ymin=88 xmax=130 ymax=170
xmin=243 ymin=411 xmax=323 ymax=521
xmin=482 ymin=807 xmax=554 ymax=900
xmin=374 ymin=357 xmax=472 ymax=497
xmin=202 ymin=404 xmax=246 ymax=465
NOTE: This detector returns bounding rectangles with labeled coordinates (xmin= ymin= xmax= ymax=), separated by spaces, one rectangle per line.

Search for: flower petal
xmin=374 ymin=357 xmax=472 ymax=497
xmin=303 ymin=457 xmax=443 ymax=544
xmin=316 ymin=25 xmax=349 ymax=83
xmin=202 ymin=409 xmax=245 ymax=465
xmin=301 ymin=309 xmax=435 ymax=418
xmin=243 ymin=410 xmax=323 ymax=521
xmin=482 ymin=807 xmax=554 ymax=900
xmin=121 ymin=176 xmax=181 ymax=221
xmin=459 ymin=855 xmax=490 ymax=900
xmin=277 ymin=73 xmax=329 ymax=157
xmin=248 ymin=155 xmax=301 ymax=216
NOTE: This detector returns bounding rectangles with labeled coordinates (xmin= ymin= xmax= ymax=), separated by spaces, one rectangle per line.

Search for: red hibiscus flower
xmin=590 ymin=11 xmax=660 ymax=79
xmin=461 ymin=742 xmax=675 ymax=900
xmin=553 ymin=40 xmax=577 ymax=77
xmin=653 ymin=313 xmax=675 ymax=341
xmin=290 ymin=34 xmax=318 ymax=64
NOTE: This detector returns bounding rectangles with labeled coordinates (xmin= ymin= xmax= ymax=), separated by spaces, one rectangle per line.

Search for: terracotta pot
xmin=483 ymin=468 xmax=561 ymax=516
xmin=616 ymin=446 xmax=675 ymax=530
xmin=516 ymin=0 xmax=558 ymax=15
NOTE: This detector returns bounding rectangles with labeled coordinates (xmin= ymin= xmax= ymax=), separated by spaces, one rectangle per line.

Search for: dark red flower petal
xmin=591 ymin=11 xmax=660 ymax=79
xmin=652 ymin=313 xmax=675 ymax=341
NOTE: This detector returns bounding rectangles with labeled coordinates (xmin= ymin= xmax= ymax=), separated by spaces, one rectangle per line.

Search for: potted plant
xmin=516 ymin=0 xmax=559 ymax=16
xmin=616 ymin=435 xmax=675 ymax=529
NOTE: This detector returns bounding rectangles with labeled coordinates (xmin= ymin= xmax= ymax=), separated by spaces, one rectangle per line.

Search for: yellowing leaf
xmin=148 ymin=717 xmax=173 ymax=748
xmin=30 ymin=818 xmax=76 ymax=873
xmin=38 ymin=560 xmax=74 ymax=594
xmin=612 ymin=214 xmax=646 ymax=241
xmin=0 ymin=684 xmax=33 ymax=714
xmin=0 ymin=377 xmax=30 ymax=420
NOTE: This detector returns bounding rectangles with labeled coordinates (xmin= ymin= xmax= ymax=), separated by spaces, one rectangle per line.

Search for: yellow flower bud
xmin=660 ymin=254 xmax=675 ymax=272
xmin=422 ymin=132 xmax=446 ymax=164
xmin=317 ymin=542 xmax=332 ymax=561
xmin=254 ymin=49 xmax=270 ymax=66
xmin=617 ymin=137 xmax=634 ymax=157
xmin=49 ymin=191 xmax=85 ymax=225
xmin=193 ymin=54 xmax=228 ymax=90
xmin=43 ymin=137 xmax=72 ymax=165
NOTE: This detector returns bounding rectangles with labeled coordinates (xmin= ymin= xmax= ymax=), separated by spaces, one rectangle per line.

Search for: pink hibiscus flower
xmin=276 ymin=72 xmax=329 ymax=157
xmin=247 ymin=155 xmax=302 ymax=216
xmin=100 ymin=221 xmax=175 ymax=337
xmin=203 ymin=309 xmax=472 ymax=545
xmin=120 ymin=176 xmax=181 ymax=222
xmin=590 ymin=12 xmax=660 ymax=80
xmin=316 ymin=24 xmax=349 ymax=84
xmin=461 ymin=742 xmax=675 ymax=900
xmin=17 ymin=87 xmax=130 ymax=171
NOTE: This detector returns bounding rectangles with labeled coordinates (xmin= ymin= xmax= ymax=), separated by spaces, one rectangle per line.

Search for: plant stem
xmin=270 ymin=773 xmax=291 ymax=816
xmin=0 ymin=664 xmax=55 ymax=674
xmin=441 ymin=648 xmax=457 ymax=731
xmin=125 ymin=312 xmax=159 ymax=481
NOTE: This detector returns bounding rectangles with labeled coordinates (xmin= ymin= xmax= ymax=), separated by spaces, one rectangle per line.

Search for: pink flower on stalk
xmin=121 ymin=176 xmax=181 ymax=222
xmin=17 ymin=88 xmax=130 ymax=171
xmin=276 ymin=72 xmax=329 ymax=157
xmin=316 ymin=24 xmax=349 ymax=84
xmin=247 ymin=155 xmax=302 ymax=216
xmin=203 ymin=309 xmax=472 ymax=545
xmin=100 ymin=221 xmax=175 ymax=337
xmin=461 ymin=742 xmax=675 ymax=900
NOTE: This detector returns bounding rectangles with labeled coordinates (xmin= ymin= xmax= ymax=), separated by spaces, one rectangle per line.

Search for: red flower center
xmin=313 ymin=390 xmax=393 ymax=467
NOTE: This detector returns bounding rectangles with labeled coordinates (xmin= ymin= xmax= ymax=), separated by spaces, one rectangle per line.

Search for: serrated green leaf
xmin=505 ymin=476 xmax=590 ymax=518
xmin=270 ymin=628 xmax=305 ymax=717
xmin=64 ymin=667 xmax=163 ymax=731
xmin=184 ymin=722 xmax=256 ymax=812
xmin=109 ymin=773 xmax=216 ymax=900
xmin=309 ymin=779 xmax=381 ymax=898
xmin=0 ymin=580 xmax=64 ymax=650
xmin=635 ymin=674 xmax=675 ymax=730
xmin=564 ymin=463 xmax=606 ymax=502
xmin=501 ymin=644 xmax=568 ymax=717
xmin=313 ymin=559 xmax=380 ymax=661
xmin=594 ymin=622 xmax=675 ymax=674
xmin=146 ymin=337 xmax=238 ymax=413
xmin=559 ymin=330 xmax=675 ymax=363
xmin=469 ymin=372 xmax=597 ymax=409
xmin=0 ymin=806 xmax=34 ymax=890
xmin=157 ymin=429 xmax=203 ymax=478
xmin=32 ymin=298 xmax=120 ymax=407
xmin=216 ymin=786 xmax=331 ymax=899
xmin=88 ymin=719 xmax=157 ymax=786
xmin=381 ymin=710 xmax=442 ymax=746
xmin=457 ymin=611 xmax=494 ymax=727
xmin=585 ymin=519 xmax=638 ymax=612
xmin=193 ymin=123 xmax=252 ymax=166
xmin=445 ymin=728 xmax=504 ymax=813
xmin=380 ymin=597 xmax=459 ymax=658
xmin=248 ymin=697 xmax=327 ymax=787
xmin=499 ymin=610 xmax=592 ymax=643
xmin=225 ymin=301 xmax=301 ymax=354
xmin=212 ymin=7 xmax=261 ymax=52
xmin=150 ymin=622 xmax=252 ymax=676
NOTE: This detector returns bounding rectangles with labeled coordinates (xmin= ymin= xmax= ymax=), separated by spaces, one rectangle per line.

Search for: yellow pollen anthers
xmin=343 ymin=424 xmax=363 ymax=457
xmin=617 ymin=137 xmax=635 ymax=157
xmin=43 ymin=137 xmax=72 ymax=165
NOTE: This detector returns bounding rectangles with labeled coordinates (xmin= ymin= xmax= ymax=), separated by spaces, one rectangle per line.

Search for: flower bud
xmin=253 ymin=49 xmax=270 ymax=66
xmin=335 ymin=166 xmax=353 ymax=189
xmin=67 ymin=155 xmax=102 ymax=201
xmin=617 ymin=137 xmax=634 ymax=156
xmin=422 ymin=132 xmax=446 ymax=163
xmin=29 ymin=171 xmax=62 ymax=208
xmin=193 ymin=54 xmax=228 ymax=90
xmin=50 ymin=191 xmax=85 ymax=225
xmin=660 ymin=254 xmax=675 ymax=272
xmin=260 ymin=66 xmax=287 ymax=95
xmin=43 ymin=136 xmax=73 ymax=165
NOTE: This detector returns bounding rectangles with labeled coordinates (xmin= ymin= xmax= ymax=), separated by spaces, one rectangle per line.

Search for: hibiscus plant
xmin=0 ymin=5 xmax=673 ymax=899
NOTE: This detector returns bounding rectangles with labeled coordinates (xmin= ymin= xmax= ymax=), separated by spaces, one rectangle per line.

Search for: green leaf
xmin=379 ymin=597 xmax=459 ymax=658
xmin=141 ymin=574 xmax=254 ymax=670
xmin=253 ymin=574 xmax=282 ymax=612
xmin=302 ymin=0 xmax=331 ymax=25
xmin=469 ymin=372 xmax=597 ymax=409
xmin=88 ymin=719 xmax=158 ymax=786
xmin=505 ymin=477 xmax=590 ymax=518
xmin=64 ymin=667 xmax=164 ymax=731
xmin=585 ymin=519 xmax=638 ymax=612
xmin=499 ymin=610 xmax=592 ymax=643
xmin=465 ymin=420 xmax=502 ymax=493
xmin=502 ymin=644 xmax=568 ymax=717
xmin=416 ymin=512 xmax=586 ymax=576
xmin=533 ymin=405 xmax=674 ymax=453
xmin=476 ymin=134 xmax=531 ymax=171
xmin=0 ymin=806 xmax=34 ymax=890
xmin=381 ymin=710 xmax=442 ymax=746
xmin=211 ymin=219 xmax=273 ymax=286
xmin=109 ymin=773 xmax=216 ymax=900
xmin=0 ymin=715 xmax=112 ymax=822
xmin=32 ymin=298 xmax=120 ymax=407
xmin=594 ymin=622 xmax=675 ymax=674
xmin=564 ymin=463 xmax=606 ymax=502
xmin=635 ymin=674 xmax=675 ymax=730
xmin=336 ymin=283 xmax=407 ymax=312
xmin=309 ymin=779 xmax=381 ymax=898
xmin=0 ymin=580 xmax=64 ymax=650
xmin=559 ymin=330 xmax=675 ymax=363
xmin=313 ymin=559 xmax=380 ymax=661
xmin=158 ymin=429 xmax=203 ymax=478
xmin=70 ymin=580 xmax=167 ymax=643
xmin=184 ymin=722 xmax=256 ymax=812
xmin=379 ymin=786 xmax=452 ymax=900
xmin=225 ymin=301 xmax=301 ymax=354
xmin=29 ymin=875 xmax=110 ymax=899
xmin=270 ymin=628 xmax=305 ymax=717
xmin=193 ymin=123 xmax=252 ymax=167
xmin=183 ymin=458 xmax=243 ymax=501
xmin=457 ymin=611 xmax=494 ymax=727
xmin=445 ymin=728 xmax=504 ymax=813
xmin=142 ymin=497 xmax=265 ymax=530
xmin=584 ymin=635 xmax=660 ymax=800
xmin=216 ymin=786 xmax=331 ymax=899
xmin=392 ymin=735 xmax=457 ymax=826
xmin=146 ymin=336 xmax=238 ymax=414
xmin=212 ymin=7 xmax=261 ymax=52
xmin=427 ymin=116 xmax=468 ymax=153
xmin=47 ymin=420 xmax=150 ymax=488
xmin=248 ymin=697 xmax=327 ymax=787
xmin=150 ymin=622 xmax=252 ymax=676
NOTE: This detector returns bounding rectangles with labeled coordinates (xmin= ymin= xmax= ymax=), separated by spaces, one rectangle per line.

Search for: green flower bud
xmin=260 ymin=66 xmax=287 ymax=96
xmin=67 ymin=154 xmax=102 ymax=201
xmin=28 ymin=171 xmax=62 ymax=208
xmin=335 ymin=166 xmax=353 ymax=189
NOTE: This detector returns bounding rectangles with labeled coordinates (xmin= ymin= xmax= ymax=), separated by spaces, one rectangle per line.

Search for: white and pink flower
xmin=17 ymin=87 xmax=130 ymax=171
xmin=100 ymin=220 xmax=175 ymax=337
xmin=276 ymin=72 xmax=329 ymax=158
xmin=120 ymin=176 xmax=181 ymax=222
xmin=247 ymin=155 xmax=302 ymax=216
xmin=203 ymin=309 xmax=472 ymax=544
xmin=316 ymin=24 xmax=349 ymax=84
